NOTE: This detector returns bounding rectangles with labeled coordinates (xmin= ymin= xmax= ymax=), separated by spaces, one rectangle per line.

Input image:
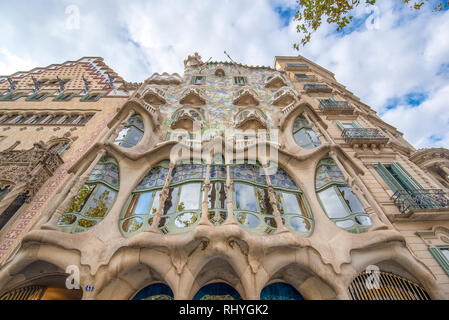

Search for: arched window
xmin=193 ymin=283 xmax=242 ymax=300
xmin=270 ymin=167 xmax=313 ymax=236
xmin=159 ymin=162 xmax=205 ymax=235
xmin=114 ymin=114 xmax=144 ymax=148
xmin=132 ymin=283 xmax=174 ymax=300
xmin=231 ymin=162 xmax=277 ymax=236
xmin=120 ymin=161 xmax=169 ymax=236
xmin=0 ymin=192 xmax=28 ymax=232
xmin=58 ymin=156 xmax=119 ymax=233
xmin=315 ymin=158 xmax=372 ymax=233
xmin=208 ymin=155 xmax=227 ymax=226
xmin=260 ymin=282 xmax=304 ymax=300
xmin=293 ymin=116 xmax=321 ymax=150
xmin=349 ymin=271 xmax=431 ymax=300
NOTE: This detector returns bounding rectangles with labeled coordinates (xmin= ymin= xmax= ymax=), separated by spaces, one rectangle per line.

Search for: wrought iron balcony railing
xmin=342 ymin=128 xmax=389 ymax=146
xmin=319 ymin=99 xmax=354 ymax=114
xmin=392 ymin=189 xmax=449 ymax=214
xmin=303 ymin=83 xmax=332 ymax=93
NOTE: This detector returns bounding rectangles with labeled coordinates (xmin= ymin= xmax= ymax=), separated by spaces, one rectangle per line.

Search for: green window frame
xmin=234 ymin=76 xmax=248 ymax=85
xmin=81 ymin=92 xmax=103 ymax=101
xmin=336 ymin=120 xmax=362 ymax=131
xmin=25 ymin=92 xmax=51 ymax=101
xmin=316 ymin=158 xmax=373 ymax=234
xmin=374 ymin=162 xmax=422 ymax=193
xmin=54 ymin=92 xmax=76 ymax=101
xmin=0 ymin=92 xmax=26 ymax=101
xmin=293 ymin=116 xmax=321 ymax=150
xmin=429 ymin=246 xmax=449 ymax=276
xmin=208 ymin=163 xmax=228 ymax=226
xmin=191 ymin=76 xmax=206 ymax=85
xmin=114 ymin=115 xmax=144 ymax=148
xmin=158 ymin=163 xmax=206 ymax=235
xmin=58 ymin=157 xmax=119 ymax=234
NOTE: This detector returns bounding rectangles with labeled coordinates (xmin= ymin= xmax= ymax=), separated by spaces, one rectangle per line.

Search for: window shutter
xmin=336 ymin=121 xmax=345 ymax=131
xmin=54 ymin=93 xmax=64 ymax=101
xmin=25 ymin=93 xmax=38 ymax=101
xmin=352 ymin=120 xmax=363 ymax=128
xmin=81 ymin=94 xmax=89 ymax=101
xmin=94 ymin=93 xmax=103 ymax=101
xmin=390 ymin=162 xmax=422 ymax=190
xmin=12 ymin=93 xmax=25 ymax=100
xmin=374 ymin=163 xmax=402 ymax=193
xmin=429 ymin=247 xmax=449 ymax=276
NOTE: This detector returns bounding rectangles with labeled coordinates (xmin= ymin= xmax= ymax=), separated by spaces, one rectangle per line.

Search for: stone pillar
xmin=263 ymin=165 xmax=289 ymax=234
xmin=224 ymin=164 xmax=237 ymax=226
xmin=303 ymin=112 xmax=326 ymax=145
xmin=198 ymin=164 xmax=212 ymax=226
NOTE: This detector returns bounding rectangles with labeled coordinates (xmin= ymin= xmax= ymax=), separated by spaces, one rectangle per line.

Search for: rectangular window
xmin=234 ymin=76 xmax=248 ymax=85
xmin=336 ymin=120 xmax=362 ymax=131
xmin=0 ymin=92 xmax=26 ymax=101
xmin=26 ymin=92 xmax=51 ymax=101
xmin=429 ymin=246 xmax=449 ymax=276
xmin=81 ymin=92 xmax=103 ymax=101
xmin=191 ymin=76 xmax=206 ymax=85
xmin=374 ymin=162 xmax=422 ymax=192
xmin=54 ymin=92 xmax=76 ymax=101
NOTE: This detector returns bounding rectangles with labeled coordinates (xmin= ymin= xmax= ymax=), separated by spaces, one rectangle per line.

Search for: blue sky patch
xmin=274 ymin=6 xmax=296 ymax=28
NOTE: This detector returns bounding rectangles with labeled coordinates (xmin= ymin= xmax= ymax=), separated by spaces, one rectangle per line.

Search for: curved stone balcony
xmin=318 ymin=99 xmax=354 ymax=115
xmin=180 ymin=86 xmax=206 ymax=105
xmin=264 ymin=73 xmax=287 ymax=89
xmin=171 ymin=107 xmax=204 ymax=130
xmin=342 ymin=128 xmax=389 ymax=147
xmin=145 ymin=72 xmax=183 ymax=85
xmin=141 ymin=86 xmax=166 ymax=106
xmin=304 ymin=83 xmax=332 ymax=93
xmin=271 ymin=86 xmax=298 ymax=106
xmin=234 ymin=107 xmax=267 ymax=130
xmin=232 ymin=87 xmax=260 ymax=106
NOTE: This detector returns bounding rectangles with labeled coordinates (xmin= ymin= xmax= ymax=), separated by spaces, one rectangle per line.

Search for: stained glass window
xmin=193 ymin=283 xmax=242 ymax=300
xmin=315 ymin=158 xmax=372 ymax=233
xmin=121 ymin=162 xmax=168 ymax=236
xmin=293 ymin=116 xmax=321 ymax=150
xmin=269 ymin=166 xmax=313 ymax=236
xmin=230 ymin=163 xmax=267 ymax=186
xmin=114 ymin=114 xmax=144 ymax=148
xmin=170 ymin=163 xmax=205 ymax=185
xmin=260 ymin=283 xmax=304 ymax=300
xmin=58 ymin=156 xmax=119 ymax=234
xmin=133 ymin=283 xmax=174 ymax=300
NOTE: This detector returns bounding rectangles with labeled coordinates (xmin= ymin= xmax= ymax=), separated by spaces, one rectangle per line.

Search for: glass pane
xmin=150 ymin=190 xmax=161 ymax=214
xmin=442 ymin=249 xmax=449 ymax=261
xmin=282 ymin=192 xmax=302 ymax=214
xmin=66 ymin=184 xmax=96 ymax=213
xmin=134 ymin=192 xmax=153 ymax=215
xmin=307 ymin=129 xmax=321 ymax=146
xmin=355 ymin=215 xmax=372 ymax=226
xmin=256 ymin=188 xmax=272 ymax=215
xmin=318 ymin=187 xmax=349 ymax=219
xmin=122 ymin=217 xmax=144 ymax=233
xmin=83 ymin=185 xmax=117 ymax=218
xmin=235 ymin=183 xmax=258 ymax=212
xmin=174 ymin=212 xmax=198 ymax=228
xmin=87 ymin=158 xmax=119 ymax=189
xmin=114 ymin=128 xmax=130 ymax=145
xmin=269 ymin=167 xmax=298 ymax=191
xmin=122 ymin=126 xmax=143 ymax=148
xmin=290 ymin=217 xmax=311 ymax=232
xmin=128 ymin=115 xmax=144 ymax=130
xmin=164 ymin=187 xmax=179 ymax=215
xmin=171 ymin=164 xmax=205 ymax=184
xmin=294 ymin=129 xmax=313 ymax=149
xmin=237 ymin=212 xmax=260 ymax=228
xmin=210 ymin=165 xmax=226 ymax=179
xmin=342 ymin=123 xmax=355 ymax=129
xmin=231 ymin=164 xmax=267 ymax=186
xmin=137 ymin=166 xmax=169 ymax=190
xmin=335 ymin=219 xmax=355 ymax=228
xmin=338 ymin=187 xmax=365 ymax=214
xmin=178 ymin=183 xmax=201 ymax=211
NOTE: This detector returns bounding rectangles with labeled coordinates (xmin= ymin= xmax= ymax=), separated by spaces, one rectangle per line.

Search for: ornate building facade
xmin=0 ymin=53 xmax=448 ymax=300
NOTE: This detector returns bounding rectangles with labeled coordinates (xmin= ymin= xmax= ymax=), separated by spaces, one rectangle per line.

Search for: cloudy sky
xmin=0 ymin=0 xmax=448 ymax=149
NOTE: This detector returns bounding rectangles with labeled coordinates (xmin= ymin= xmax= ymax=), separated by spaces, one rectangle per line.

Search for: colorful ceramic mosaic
xmin=269 ymin=167 xmax=299 ymax=191
xmin=230 ymin=163 xmax=267 ymax=186
xmin=170 ymin=164 xmax=206 ymax=184
xmin=210 ymin=165 xmax=227 ymax=180
xmin=87 ymin=157 xmax=119 ymax=189
xmin=136 ymin=166 xmax=169 ymax=191
xmin=315 ymin=159 xmax=346 ymax=189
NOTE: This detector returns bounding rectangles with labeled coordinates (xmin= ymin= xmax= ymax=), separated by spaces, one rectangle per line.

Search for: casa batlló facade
xmin=0 ymin=53 xmax=448 ymax=300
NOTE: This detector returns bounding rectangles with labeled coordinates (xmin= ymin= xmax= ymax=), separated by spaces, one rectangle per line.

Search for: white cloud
xmin=0 ymin=0 xmax=448 ymax=149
